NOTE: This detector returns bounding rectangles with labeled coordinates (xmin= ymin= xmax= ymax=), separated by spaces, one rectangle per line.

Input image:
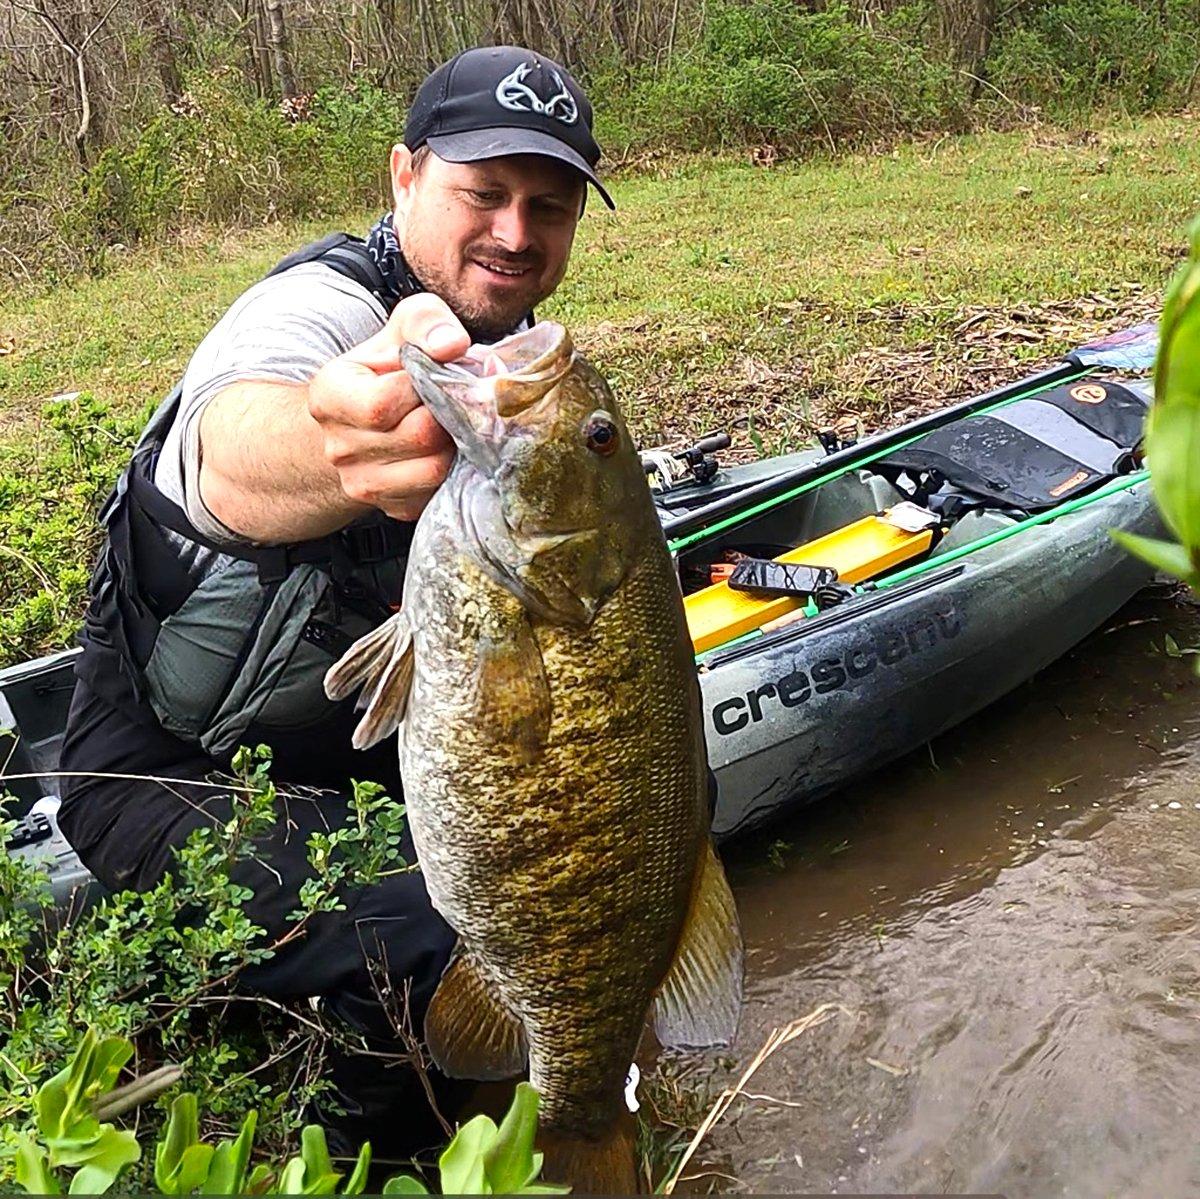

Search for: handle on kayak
xmin=689 ymin=432 xmax=732 ymax=456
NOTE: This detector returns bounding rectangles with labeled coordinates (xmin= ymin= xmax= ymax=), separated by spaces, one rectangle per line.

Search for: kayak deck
xmin=685 ymin=513 xmax=934 ymax=653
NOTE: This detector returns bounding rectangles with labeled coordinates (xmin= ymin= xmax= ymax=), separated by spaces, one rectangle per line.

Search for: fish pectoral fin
xmin=424 ymin=951 xmax=529 ymax=1080
xmin=471 ymin=620 xmax=551 ymax=760
xmin=322 ymin=611 xmax=414 ymax=750
xmin=652 ymin=839 xmax=744 ymax=1049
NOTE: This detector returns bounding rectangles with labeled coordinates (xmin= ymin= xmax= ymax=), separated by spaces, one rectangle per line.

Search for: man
xmin=57 ymin=45 xmax=615 ymax=1159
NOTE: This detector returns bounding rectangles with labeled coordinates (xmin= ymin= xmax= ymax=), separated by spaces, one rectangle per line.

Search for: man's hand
xmin=199 ymin=295 xmax=471 ymax=545
xmin=309 ymin=294 xmax=470 ymax=521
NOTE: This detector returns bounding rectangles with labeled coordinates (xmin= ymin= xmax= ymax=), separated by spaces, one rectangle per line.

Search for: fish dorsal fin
xmin=323 ymin=611 xmax=414 ymax=749
xmin=652 ymin=839 xmax=744 ymax=1048
xmin=425 ymin=951 xmax=529 ymax=1080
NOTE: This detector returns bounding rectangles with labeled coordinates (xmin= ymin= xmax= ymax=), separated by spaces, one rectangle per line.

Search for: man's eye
xmin=470 ymin=190 xmax=503 ymax=204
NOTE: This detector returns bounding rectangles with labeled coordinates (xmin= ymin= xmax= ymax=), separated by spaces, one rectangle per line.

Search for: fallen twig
xmin=660 ymin=1002 xmax=850 ymax=1195
xmin=94 ymin=1064 xmax=185 ymax=1120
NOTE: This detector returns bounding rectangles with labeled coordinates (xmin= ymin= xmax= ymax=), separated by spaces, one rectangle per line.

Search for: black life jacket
xmin=77 ymin=233 xmax=420 ymax=758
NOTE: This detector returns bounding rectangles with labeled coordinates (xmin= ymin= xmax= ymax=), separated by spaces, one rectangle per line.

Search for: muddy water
xmin=687 ymin=588 xmax=1200 ymax=1197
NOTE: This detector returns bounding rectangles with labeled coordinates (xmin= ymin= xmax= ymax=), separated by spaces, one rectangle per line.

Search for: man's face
xmin=391 ymin=147 xmax=584 ymax=340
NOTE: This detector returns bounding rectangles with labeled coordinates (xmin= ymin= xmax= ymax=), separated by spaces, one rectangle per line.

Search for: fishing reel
xmin=641 ymin=432 xmax=731 ymax=493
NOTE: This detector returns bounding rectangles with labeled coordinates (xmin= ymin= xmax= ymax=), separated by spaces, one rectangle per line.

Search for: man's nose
xmin=490 ymin=202 xmax=532 ymax=253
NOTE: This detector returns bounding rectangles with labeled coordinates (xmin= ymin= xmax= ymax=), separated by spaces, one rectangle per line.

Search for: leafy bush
xmin=0 ymin=391 xmax=142 ymax=667
xmin=984 ymin=0 xmax=1200 ymax=117
xmin=72 ymin=71 xmax=402 ymax=253
xmin=0 ymin=747 xmax=421 ymax=1191
xmin=595 ymin=0 xmax=966 ymax=153
xmin=4 ymin=1026 xmax=563 ymax=1194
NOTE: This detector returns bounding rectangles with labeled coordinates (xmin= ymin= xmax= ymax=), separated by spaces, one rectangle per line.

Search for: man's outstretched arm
xmin=198 ymin=293 xmax=471 ymax=544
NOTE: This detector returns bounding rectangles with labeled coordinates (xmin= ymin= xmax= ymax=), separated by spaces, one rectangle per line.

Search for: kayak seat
xmin=873 ymin=377 xmax=1150 ymax=514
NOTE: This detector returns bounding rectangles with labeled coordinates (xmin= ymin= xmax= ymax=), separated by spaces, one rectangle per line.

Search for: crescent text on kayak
xmin=711 ymin=603 xmax=961 ymax=735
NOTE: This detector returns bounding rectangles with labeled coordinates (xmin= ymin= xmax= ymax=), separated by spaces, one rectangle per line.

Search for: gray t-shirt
xmin=153 ymin=262 xmax=388 ymax=544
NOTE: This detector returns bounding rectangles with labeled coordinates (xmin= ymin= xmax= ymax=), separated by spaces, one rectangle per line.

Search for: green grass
xmin=1 ymin=113 xmax=1197 ymax=665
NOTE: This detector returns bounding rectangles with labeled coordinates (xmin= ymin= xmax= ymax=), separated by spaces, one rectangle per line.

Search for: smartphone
xmin=726 ymin=559 xmax=838 ymax=598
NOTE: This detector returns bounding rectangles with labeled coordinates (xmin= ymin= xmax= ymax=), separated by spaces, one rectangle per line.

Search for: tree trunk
xmin=252 ymin=0 xmax=274 ymax=97
xmin=142 ymin=0 xmax=182 ymax=105
xmin=263 ymin=0 xmax=297 ymax=99
xmin=937 ymin=0 xmax=996 ymax=86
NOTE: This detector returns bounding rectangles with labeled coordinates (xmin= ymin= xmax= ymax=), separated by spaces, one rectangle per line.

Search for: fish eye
xmin=583 ymin=413 xmax=619 ymax=456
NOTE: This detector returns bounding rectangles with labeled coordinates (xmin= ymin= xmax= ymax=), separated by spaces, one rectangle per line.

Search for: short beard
xmin=403 ymin=247 xmax=541 ymax=344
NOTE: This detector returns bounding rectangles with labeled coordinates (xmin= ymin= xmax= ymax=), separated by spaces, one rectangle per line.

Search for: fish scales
xmin=404 ymin=515 xmax=702 ymax=1130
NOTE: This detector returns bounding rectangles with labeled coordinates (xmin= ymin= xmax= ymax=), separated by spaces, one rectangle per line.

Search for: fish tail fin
xmin=538 ymin=1116 xmax=641 ymax=1194
xmin=322 ymin=610 xmax=414 ymax=749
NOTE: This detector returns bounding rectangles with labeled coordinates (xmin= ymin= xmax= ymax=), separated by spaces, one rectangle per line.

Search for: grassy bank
xmin=1 ymin=112 xmax=1197 ymax=664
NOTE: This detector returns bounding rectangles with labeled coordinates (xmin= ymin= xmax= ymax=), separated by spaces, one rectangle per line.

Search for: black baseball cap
xmin=404 ymin=46 xmax=615 ymax=210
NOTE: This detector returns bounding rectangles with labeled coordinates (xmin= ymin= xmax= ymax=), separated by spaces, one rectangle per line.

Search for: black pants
xmin=57 ymin=678 xmax=461 ymax=1160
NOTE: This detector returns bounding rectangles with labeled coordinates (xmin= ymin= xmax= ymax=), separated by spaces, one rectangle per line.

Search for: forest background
xmin=3 ymin=0 xmax=1200 ymax=277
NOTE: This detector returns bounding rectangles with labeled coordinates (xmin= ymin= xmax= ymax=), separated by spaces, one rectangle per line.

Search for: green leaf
xmin=273 ymin=1127 xmax=342 ymax=1195
xmin=339 ymin=1144 xmax=371 ymax=1196
xmin=246 ymin=1162 xmax=276 ymax=1194
xmin=1146 ymin=402 xmax=1200 ymax=553
xmin=380 ymin=1175 xmax=429 ymax=1194
xmin=275 ymin=1157 xmax=309 ymax=1194
xmin=1165 ymin=632 xmax=1182 ymax=657
xmin=177 ymin=1143 xmax=218 ymax=1194
xmin=483 ymin=1083 xmax=541 ymax=1193
xmin=14 ymin=1133 xmax=61 ymax=1195
xmin=157 ymin=1092 xmax=201 ymax=1192
xmin=299 ymin=1125 xmax=334 ymax=1181
xmin=438 ymin=1115 xmax=499 ymax=1195
xmin=68 ymin=1165 xmax=112 ymax=1194
xmin=1111 ymin=531 xmax=1200 ymax=586
xmin=86 ymin=1038 xmax=136 ymax=1098
xmin=202 ymin=1109 xmax=258 ymax=1195
xmin=35 ymin=1031 xmax=134 ymax=1144
xmin=58 ymin=1128 xmax=140 ymax=1192
xmin=1149 ymin=215 xmax=1200 ymax=563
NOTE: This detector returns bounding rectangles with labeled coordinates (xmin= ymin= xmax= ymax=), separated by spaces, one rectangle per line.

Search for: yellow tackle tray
xmin=685 ymin=514 xmax=934 ymax=654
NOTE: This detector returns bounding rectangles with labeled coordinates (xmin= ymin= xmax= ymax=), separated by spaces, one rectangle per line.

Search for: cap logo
xmin=494 ymin=62 xmax=578 ymax=126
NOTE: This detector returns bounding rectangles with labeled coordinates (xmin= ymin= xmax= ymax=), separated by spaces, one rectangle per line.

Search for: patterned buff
xmin=365 ymin=211 xmax=427 ymax=310
xmin=363 ymin=210 xmax=534 ymax=341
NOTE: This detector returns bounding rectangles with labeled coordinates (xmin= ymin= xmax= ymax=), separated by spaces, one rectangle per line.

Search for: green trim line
xmin=694 ymin=468 xmax=1152 ymax=664
xmin=668 ymin=367 xmax=1092 ymax=555
xmin=876 ymin=468 xmax=1151 ymax=588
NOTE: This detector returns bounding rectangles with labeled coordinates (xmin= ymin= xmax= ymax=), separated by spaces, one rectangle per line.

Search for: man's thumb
xmin=349 ymin=295 xmax=470 ymax=374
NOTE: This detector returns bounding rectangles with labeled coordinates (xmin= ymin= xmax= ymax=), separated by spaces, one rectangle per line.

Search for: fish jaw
xmin=408 ymin=324 xmax=622 ymax=627
xmin=401 ymin=321 xmax=575 ymax=473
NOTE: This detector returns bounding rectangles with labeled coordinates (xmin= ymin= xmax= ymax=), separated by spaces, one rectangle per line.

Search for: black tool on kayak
xmin=678 ymin=432 xmax=731 ymax=484
xmin=727 ymin=559 xmax=839 ymax=598
xmin=817 ymin=429 xmax=857 ymax=455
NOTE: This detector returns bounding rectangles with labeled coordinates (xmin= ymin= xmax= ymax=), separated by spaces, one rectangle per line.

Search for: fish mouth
xmin=401 ymin=322 xmax=575 ymax=471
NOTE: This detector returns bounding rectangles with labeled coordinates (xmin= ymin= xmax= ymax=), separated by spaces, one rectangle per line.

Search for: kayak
xmin=0 ymin=322 xmax=1164 ymax=896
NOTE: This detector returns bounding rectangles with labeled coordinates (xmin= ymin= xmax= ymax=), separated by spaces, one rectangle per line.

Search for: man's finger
xmin=337 ymin=447 xmax=456 ymax=515
xmin=310 ymin=357 xmax=418 ymax=431
xmin=351 ymin=293 xmax=470 ymax=373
